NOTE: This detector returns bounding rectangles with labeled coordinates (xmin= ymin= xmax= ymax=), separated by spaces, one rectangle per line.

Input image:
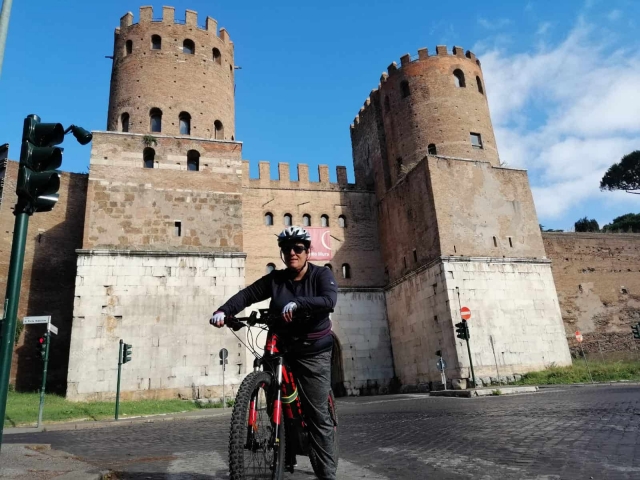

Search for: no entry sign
xmin=575 ymin=331 xmax=583 ymax=343
xmin=460 ymin=307 xmax=471 ymax=320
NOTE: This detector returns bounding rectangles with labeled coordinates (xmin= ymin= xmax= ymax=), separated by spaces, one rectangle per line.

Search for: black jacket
xmin=216 ymin=263 xmax=338 ymax=353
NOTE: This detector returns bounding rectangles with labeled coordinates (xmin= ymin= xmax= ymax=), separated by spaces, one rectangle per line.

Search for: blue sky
xmin=1 ymin=0 xmax=638 ymax=231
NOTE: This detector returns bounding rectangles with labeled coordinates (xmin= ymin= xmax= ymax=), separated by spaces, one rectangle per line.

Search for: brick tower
xmin=351 ymin=46 xmax=571 ymax=388
xmin=107 ymin=6 xmax=235 ymax=139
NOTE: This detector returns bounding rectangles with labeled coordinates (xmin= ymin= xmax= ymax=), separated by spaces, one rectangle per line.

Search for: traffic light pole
xmin=37 ymin=333 xmax=51 ymax=428
xmin=115 ymin=339 xmax=123 ymax=420
xmin=0 ymin=208 xmax=29 ymax=449
xmin=463 ymin=323 xmax=477 ymax=389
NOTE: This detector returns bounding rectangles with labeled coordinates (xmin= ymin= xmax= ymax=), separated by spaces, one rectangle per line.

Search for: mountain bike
xmin=224 ymin=308 xmax=339 ymax=480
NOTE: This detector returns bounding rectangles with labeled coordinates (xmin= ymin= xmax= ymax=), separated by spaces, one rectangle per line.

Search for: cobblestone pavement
xmin=4 ymin=385 xmax=640 ymax=479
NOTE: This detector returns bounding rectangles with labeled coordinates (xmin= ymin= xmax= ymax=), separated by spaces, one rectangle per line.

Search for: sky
xmin=1 ymin=0 xmax=639 ymax=231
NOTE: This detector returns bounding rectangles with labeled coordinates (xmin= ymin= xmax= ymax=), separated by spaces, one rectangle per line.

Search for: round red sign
xmin=460 ymin=307 xmax=471 ymax=320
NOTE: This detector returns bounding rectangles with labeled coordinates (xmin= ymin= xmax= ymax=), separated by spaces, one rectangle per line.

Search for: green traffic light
xmin=20 ymin=141 xmax=63 ymax=171
xmin=16 ymin=167 xmax=60 ymax=200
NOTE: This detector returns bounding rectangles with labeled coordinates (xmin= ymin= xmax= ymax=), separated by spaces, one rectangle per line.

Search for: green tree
xmin=574 ymin=217 xmax=599 ymax=232
xmin=600 ymin=150 xmax=640 ymax=194
xmin=602 ymin=213 xmax=640 ymax=233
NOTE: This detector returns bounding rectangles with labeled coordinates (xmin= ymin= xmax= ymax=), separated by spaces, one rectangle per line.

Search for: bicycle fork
xmin=272 ymin=357 xmax=284 ymax=448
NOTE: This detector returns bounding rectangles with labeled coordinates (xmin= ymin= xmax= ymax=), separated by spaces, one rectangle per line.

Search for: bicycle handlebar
xmin=225 ymin=308 xmax=334 ymax=331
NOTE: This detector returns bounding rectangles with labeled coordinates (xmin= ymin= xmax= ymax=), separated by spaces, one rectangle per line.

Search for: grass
xmin=4 ymin=391 xmax=232 ymax=427
xmin=518 ymin=359 xmax=640 ymax=385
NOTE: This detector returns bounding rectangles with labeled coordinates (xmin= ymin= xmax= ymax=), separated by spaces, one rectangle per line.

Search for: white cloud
xmin=536 ymin=22 xmax=552 ymax=35
xmin=607 ymin=9 xmax=622 ymax=21
xmin=478 ymin=22 xmax=640 ymax=222
xmin=478 ymin=17 xmax=511 ymax=30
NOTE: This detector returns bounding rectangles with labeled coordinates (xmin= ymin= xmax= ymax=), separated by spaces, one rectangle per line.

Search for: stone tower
xmin=107 ymin=6 xmax=235 ymax=140
xmin=351 ymin=46 xmax=571 ymax=388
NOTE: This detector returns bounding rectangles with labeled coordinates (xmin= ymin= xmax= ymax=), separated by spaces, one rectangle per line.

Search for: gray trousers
xmin=288 ymin=349 xmax=337 ymax=480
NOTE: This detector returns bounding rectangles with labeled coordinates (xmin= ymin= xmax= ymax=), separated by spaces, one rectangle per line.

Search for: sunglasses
xmin=281 ymin=245 xmax=307 ymax=254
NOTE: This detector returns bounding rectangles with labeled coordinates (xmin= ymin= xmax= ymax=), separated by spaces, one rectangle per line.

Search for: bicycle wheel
xmin=229 ymin=371 xmax=286 ymax=480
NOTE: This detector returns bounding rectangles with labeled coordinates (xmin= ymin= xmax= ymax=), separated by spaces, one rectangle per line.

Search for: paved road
xmin=4 ymin=386 xmax=640 ymax=479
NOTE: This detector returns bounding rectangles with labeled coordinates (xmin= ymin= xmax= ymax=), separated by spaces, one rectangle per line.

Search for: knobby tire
xmin=229 ymin=371 xmax=286 ymax=480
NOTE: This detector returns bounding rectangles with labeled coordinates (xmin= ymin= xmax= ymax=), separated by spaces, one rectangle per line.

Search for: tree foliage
xmin=600 ymin=150 xmax=640 ymax=194
xmin=602 ymin=213 xmax=640 ymax=233
xmin=574 ymin=217 xmax=599 ymax=232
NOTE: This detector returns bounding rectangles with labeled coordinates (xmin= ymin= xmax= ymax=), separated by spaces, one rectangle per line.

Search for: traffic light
xmin=17 ymin=115 xmax=65 ymax=213
xmin=38 ymin=333 xmax=49 ymax=359
xmin=455 ymin=321 xmax=469 ymax=340
xmin=122 ymin=343 xmax=132 ymax=364
xmin=632 ymin=323 xmax=640 ymax=340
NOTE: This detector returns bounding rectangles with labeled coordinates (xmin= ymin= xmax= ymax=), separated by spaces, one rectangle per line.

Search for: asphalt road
xmin=4 ymin=385 xmax=640 ymax=479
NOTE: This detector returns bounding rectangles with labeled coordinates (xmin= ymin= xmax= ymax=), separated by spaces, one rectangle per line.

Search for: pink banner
xmin=307 ymin=227 xmax=332 ymax=261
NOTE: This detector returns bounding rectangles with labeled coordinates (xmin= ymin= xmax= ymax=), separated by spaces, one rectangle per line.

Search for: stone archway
xmin=331 ymin=332 xmax=346 ymax=397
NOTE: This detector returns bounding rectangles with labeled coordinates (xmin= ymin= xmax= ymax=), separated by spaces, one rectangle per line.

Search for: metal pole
xmin=0 ymin=0 xmax=14 ymax=77
xmin=222 ymin=362 xmax=225 ymax=409
xmin=490 ymin=335 xmax=501 ymax=385
xmin=597 ymin=341 xmax=605 ymax=363
xmin=36 ymin=333 xmax=50 ymax=428
xmin=465 ymin=329 xmax=477 ymax=388
xmin=115 ymin=339 xmax=123 ymax=420
xmin=0 ymin=210 xmax=29 ymax=450
xmin=580 ymin=344 xmax=594 ymax=384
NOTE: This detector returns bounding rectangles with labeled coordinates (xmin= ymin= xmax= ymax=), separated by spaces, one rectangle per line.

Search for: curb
xmin=430 ymin=386 xmax=538 ymax=398
xmin=4 ymin=408 xmax=233 ymax=434
xmin=537 ymin=381 xmax=640 ymax=389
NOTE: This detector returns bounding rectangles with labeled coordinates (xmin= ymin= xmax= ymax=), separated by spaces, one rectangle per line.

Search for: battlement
xmin=242 ymin=161 xmax=359 ymax=190
xmin=350 ymin=45 xmax=481 ymax=131
xmin=117 ymin=6 xmax=231 ymax=42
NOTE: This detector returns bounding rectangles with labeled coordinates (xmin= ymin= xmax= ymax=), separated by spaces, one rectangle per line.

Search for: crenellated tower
xmin=107 ymin=6 xmax=235 ymax=140
xmin=351 ymin=46 xmax=498 ymax=194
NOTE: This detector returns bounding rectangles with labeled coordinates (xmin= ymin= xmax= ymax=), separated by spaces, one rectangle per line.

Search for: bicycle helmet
xmin=277 ymin=226 xmax=311 ymax=248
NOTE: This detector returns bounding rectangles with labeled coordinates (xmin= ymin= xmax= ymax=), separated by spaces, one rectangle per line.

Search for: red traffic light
xmin=38 ymin=337 xmax=44 ymax=344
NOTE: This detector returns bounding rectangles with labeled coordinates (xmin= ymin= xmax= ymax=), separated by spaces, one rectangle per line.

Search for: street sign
xmin=47 ymin=323 xmax=58 ymax=335
xmin=436 ymin=358 xmax=446 ymax=372
xmin=219 ymin=348 xmax=228 ymax=360
xmin=460 ymin=307 xmax=471 ymax=320
xmin=23 ymin=316 xmax=51 ymax=324
xmin=575 ymin=331 xmax=583 ymax=343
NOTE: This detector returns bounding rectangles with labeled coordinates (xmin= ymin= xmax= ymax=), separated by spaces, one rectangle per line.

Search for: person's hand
xmin=282 ymin=302 xmax=297 ymax=323
xmin=210 ymin=311 xmax=226 ymax=328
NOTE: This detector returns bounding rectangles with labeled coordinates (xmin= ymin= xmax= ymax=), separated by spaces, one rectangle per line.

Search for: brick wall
xmin=0 ymin=160 xmax=87 ymax=391
xmin=84 ymin=132 xmax=243 ymax=251
xmin=543 ymin=232 xmax=640 ymax=355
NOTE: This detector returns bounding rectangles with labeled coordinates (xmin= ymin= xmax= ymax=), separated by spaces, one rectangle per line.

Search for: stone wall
xmin=385 ymin=258 xmax=571 ymax=388
xmin=542 ymin=232 xmax=640 ymax=355
xmin=0 ymin=160 xmax=87 ymax=392
xmin=84 ymin=132 xmax=243 ymax=251
xmin=67 ymin=251 xmax=247 ymax=401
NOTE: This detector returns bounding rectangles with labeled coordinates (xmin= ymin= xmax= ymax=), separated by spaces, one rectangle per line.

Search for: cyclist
xmin=210 ymin=226 xmax=338 ymax=480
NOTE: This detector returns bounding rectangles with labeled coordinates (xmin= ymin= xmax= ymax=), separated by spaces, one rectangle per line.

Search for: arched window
xmin=321 ymin=215 xmax=329 ymax=227
xmin=302 ymin=214 xmax=311 ymax=227
xmin=476 ymin=76 xmax=484 ymax=94
xmin=150 ymin=108 xmax=162 ymax=132
xmin=401 ymin=80 xmax=411 ymax=98
xmin=183 ymin=39 xmax=195 ymax=54
xmin=342 ymin=264 xmax=351 ymax=279
xmin=284 ymin=214 xmax=292 ymax=226
xmin=264 ymin=212 xmax=273 ymax=226
xmin=384 ymin=96 xmax=390 ymax=112
xmin=338 ymin=215 xmax=346 ymax=228
xmin=187 ymin=150 xmax=200 ymax=171
xmin=212 ymin=48 xmax=221 ymax=64
xmin=428 ymin=144 xmax=437 ymax=155
xmin=453 ymin=69 xmax=466 ymax=88
xmin=179 ymin=112 xmax=191 ymax=135
xmin=266 ymin=263 xmax=276 ymax=274
xmin=151 ymin=35 xmax=161 ymax=50
xmin=143 ymin=147 xmax=155 ymax=168
xmin=214 ymin=120 xmax=224 ymax=140
xmin=125 ymin=40 xmax=132 ymax=55
xmin=325 ymin=264 xmax=333 ymax=271
xmin=121 ymin=113 xmax=130 ymax=133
